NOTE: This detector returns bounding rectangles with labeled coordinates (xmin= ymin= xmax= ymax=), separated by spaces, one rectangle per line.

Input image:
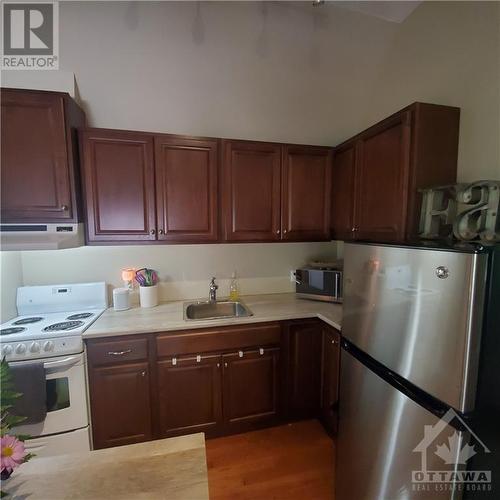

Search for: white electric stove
xmin=0 ymin=282 xmax=108 ymax=457
xmin=0 ymin=282 xmax=107 ymax=361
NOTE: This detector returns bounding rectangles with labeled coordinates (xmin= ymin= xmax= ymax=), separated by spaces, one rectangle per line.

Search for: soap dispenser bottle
xmin=229 ymin=271 xmax=239 ymax=301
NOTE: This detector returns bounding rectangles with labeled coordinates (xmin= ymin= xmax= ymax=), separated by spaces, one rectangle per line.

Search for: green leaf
xmin=15 ymin=434 xmax=32 ymax=442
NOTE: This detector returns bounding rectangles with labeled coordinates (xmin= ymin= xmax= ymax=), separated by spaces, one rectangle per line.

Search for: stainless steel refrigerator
xmin=337 ymin=241 xmax=500 ymax=500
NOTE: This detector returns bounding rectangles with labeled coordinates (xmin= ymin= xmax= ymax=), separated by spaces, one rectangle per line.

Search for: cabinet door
xmin=355 ymin=112 xmax=411 ymax=241
xmin=282 ymin=145 xmax=332 ymax=241
xmin=1 ymin=89 xmax=73 ymax=222
xmin=285 ymin=320 xmax=323 ymax=419
xmin=155 ymin=135 xmax=218 ymax=242
xmin=331 ymin=142 xmax=356 ymax=241
xmin=222 ymin=348 xmax=280 ymax=431
xmin=89 ymin=362 xmax=152 ymax=449
xmin=157 ymin=354 xmax=223 ymax=437
xmin=222 ymin=140 xmax=281 ymax=241
xmin=321 ymin=327 xmax=340 ymax=435
xmin=80 ymin=129 xmax=156 ymax=242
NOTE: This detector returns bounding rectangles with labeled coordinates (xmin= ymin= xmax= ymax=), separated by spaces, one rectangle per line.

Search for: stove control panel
xmin=0 ymin=337 xmax=82 ymax=362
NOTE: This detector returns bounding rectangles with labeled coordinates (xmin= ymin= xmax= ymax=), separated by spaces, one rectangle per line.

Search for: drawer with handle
xmin=86 ymin=336 xmax=149 ymax=366
xmin=156 ymin=322 xmax=281 ymax=357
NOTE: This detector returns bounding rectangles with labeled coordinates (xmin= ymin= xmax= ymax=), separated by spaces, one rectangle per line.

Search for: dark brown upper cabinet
xmin=80 ymin=129 xmax=157 ymax=242
xmin=355 ymin=112 xmax=411 ymax=241
xmin=282 ymin=145 xmax=332 ymax=241
xmin=155 ymin=135 xmax=218 ymax=242
xmin=331 ymin=102 xmax=460 ymax=243
xmin=1 ymin=88 xmax=85 ymax=223
xmin=81 ymin=130 xmax=218 ymax=244
xmin=331 ymin=142 xmax=356 ymax=241
xmin=222 ymin=140 xmax=281 ymax=241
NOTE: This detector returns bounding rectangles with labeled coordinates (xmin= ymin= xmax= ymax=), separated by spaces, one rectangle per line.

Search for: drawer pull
xmin=107 ymin=349 xmax=132 ymax=356
xmin=196 ymin=355 xmax=201 ymax=363
xmin=259 ymin=348 xmax=264 ymax=355
xmin=238 ymin=350 xmax=243 ymax=358
xmin=172 ymin=357 xmax=177 ymax=366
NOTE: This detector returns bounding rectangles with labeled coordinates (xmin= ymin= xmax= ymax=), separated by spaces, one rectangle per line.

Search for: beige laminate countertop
xmin=83 ymin=293 xmax=342 ymax=339
xmin=6 ymin=433 xmax=209 ymax=500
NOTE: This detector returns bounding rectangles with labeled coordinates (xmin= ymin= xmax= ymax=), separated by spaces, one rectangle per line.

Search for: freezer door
xmin=337 ymin=350 xmax=464 ymax=500
xmin=342 ymin=243 xmax=488 ymax=412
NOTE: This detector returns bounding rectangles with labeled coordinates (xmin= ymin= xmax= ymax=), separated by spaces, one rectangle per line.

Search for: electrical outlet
xmin=290 ymin=270 xmax=296 ymax=283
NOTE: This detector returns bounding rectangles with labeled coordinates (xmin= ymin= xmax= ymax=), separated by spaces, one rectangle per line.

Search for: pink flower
xmin=1 ymin=435 xmax=27 ymax=473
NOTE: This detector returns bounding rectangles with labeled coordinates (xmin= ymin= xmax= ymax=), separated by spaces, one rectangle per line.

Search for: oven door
xmin=12 ymin=352 xmax=89 ymax=437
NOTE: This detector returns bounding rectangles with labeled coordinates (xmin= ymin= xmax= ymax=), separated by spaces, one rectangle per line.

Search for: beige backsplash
xmin=1 ymin=242 xmax=338 ymax=320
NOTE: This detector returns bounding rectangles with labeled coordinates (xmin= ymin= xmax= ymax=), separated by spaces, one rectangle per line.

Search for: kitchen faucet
xmin=209 ymin=277 xmax=218 ymax=303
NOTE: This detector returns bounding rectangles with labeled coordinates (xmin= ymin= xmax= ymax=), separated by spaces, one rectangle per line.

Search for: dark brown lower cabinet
xmin=157 ymin=354 xmax=223 ymax=438
xmin=222 ymin=348 xmax=280 ymax=431
xmin=320 ymin=327 xmax=340 ymax=435
xmin=87 ymin=320 xmax=340 ymax=449
xmin=89 ymin=361 xmax=152 ymax=449
xmin=284 ymin=320 xmax=323 ymax=419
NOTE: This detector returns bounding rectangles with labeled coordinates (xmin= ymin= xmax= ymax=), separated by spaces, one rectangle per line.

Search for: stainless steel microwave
xmin=295 ymin=268 xmax=343 ymax=303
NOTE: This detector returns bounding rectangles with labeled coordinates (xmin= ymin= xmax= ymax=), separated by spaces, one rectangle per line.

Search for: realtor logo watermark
xmin=412 ymin=408 xmax=492 ymax=494
xmin=2 ymin=1 xmax=59 ymax=69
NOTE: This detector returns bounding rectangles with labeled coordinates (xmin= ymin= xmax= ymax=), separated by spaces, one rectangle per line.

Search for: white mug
xmin=113 ymin=288 xmax=130 ymax=311
xmin=139 ymin=285 xmax=158 ymax=308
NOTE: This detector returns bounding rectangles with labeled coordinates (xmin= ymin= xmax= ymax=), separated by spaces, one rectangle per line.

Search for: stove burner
xmin=1 ymin=327 xmax=27 ymax=336
xmin=66 ymin=313 xmax=94 ymax=321
xmin=43 ymin=321 xmax=84 ymax=332
xmin=12 ymin=317 xmax=44 ymax=326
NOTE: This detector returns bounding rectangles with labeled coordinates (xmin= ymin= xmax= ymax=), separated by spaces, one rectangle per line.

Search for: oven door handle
xmin=44 ymin=355 xmax=81 ymax=372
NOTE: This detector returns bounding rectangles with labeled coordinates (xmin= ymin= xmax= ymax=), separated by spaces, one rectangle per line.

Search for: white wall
xmin=0 ymin=252 xmax=23 ymax=322
xmin=19 ymin=242 xmax=336 ymax=306
xmin=59 ymin=1 xmax=499 ymax=180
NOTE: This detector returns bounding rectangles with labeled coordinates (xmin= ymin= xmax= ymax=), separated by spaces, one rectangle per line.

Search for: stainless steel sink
xmin=183 ymin=300 xmax=253 ymax=321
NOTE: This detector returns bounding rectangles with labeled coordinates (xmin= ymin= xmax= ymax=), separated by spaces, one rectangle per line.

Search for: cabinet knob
xmin=150 ymin=229 xmax=156 ymax=235
xmin=141 ymin=370 xmax=146 ymax=377
xmin=158 ymin=229 xmax=164 ymax=235
xmin=60 ymin=205 xmax=68 ymax=211
xmin=276 ymin=229 xmax=280 ymax=235
xmin=283 ymin=229 xmax=288 ymax=234
xmin=224 ymin=362 xmax=228 ymax=368
xmin=217 ymin=363 xmax=221 ymax=368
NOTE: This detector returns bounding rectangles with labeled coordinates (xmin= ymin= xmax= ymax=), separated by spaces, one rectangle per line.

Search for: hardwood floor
xmin=206 ymin=420 xmax=335 ymax=500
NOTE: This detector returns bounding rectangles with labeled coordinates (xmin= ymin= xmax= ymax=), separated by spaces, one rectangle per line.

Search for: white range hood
xmin=0 ymin=223 xmax=84 ymax=251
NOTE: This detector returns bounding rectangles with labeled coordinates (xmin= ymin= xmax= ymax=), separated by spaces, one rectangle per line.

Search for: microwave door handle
xmin=44 ymin=355 xmax=81 ymax=372
xmin=335 ymin=273 xmax=341 ymax=298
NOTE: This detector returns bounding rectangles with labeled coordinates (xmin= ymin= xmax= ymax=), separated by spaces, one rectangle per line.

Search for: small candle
xmin=121 ymin=268 xmax=136 ymax=288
